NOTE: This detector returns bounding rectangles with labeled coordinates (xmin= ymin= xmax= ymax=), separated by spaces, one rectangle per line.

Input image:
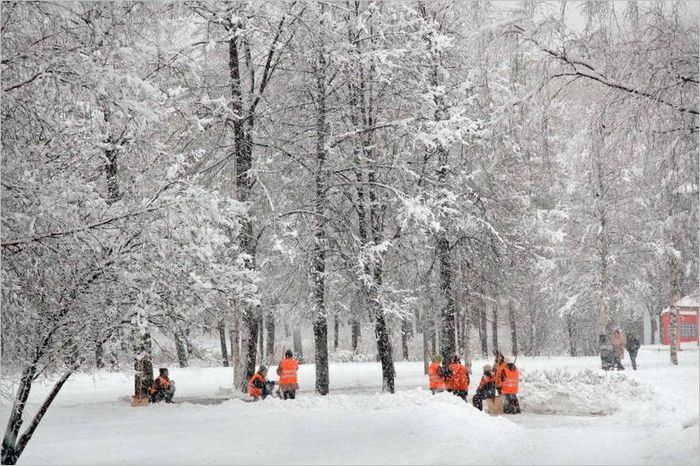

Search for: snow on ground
xmin=1 ymin=345 xmax=698 ymax=465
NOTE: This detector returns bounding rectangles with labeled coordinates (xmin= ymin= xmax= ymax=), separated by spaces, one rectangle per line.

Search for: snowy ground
xmin=2 ymin=345 xmax=698 ymax=465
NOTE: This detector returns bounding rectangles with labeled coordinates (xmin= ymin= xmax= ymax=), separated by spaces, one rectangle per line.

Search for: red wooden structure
xmin=660 ymin=295 xmax=699 ymax=345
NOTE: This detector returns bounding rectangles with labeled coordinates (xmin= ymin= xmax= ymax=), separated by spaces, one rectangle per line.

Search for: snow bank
xmin=520 ymin=368 xmax=653 ymax=416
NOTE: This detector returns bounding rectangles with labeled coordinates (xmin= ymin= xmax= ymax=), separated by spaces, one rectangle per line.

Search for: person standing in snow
xmin=611 ymin=329 xmax=626 ymax=370
xmin=149 ymin=368 xmax=176 ymax=403
xmin=472 ymin=364 xmax=496 ymax=411
xmin=626 ymin=334 xmax=641 ymax=370
xmin=428 ymin=355 xmax=447 ymax=394
xmin=276 ymin=350 xmax=299 ymax=399
xmin=248 ymin=366 xmax=276 ymax=401
xmin=493 ymin=351 xmax=507 ymax=395
xmin=446 ymin=355 xmax=469 ymax=401
xmin=500 ymin=357 xmax=521 ymax=414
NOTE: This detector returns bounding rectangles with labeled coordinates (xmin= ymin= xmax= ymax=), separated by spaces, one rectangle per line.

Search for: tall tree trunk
xmin=230 ymin=317 xmax=240 ymax=385
xmin=2 ymin=364 xmax=75 ymax=465
xmin=292 ymin=326 xmax=303 ymax=360
xmin=174 ymin=328 xmax=188 ymax=368
xmin=2 ymin=364 xmax=37 ymax=465
xmin=351 ymin=319 xmax=360 ymax=352
xmin=370 ymin=262 xmax=395 ymax=392
xmin=479 ymin=307 xmax=488 ymax=356
xmin=401 ymin=317 xmax=412 ymax=360
xmin=491 ymin=306 xmax=499 ymax=353
xmin=133 ymin=317 xmax=154 ymax=399
xmin=266 ymin=309 xmax=275 ymax=361
xmin=669 ymin=254 xmax=681 ymax=365
xmin=228 ymin=25 xmax=259 ymax=390
xmin=312 ymin=42 xmax=329 ymax=395
xmin=462 ymin=304 xmax=472 ymax=370
xmin=437 ymin=229 xmax=456 ymax=361
xmin=566 ymin=314 xmax=577 ymax=356
xmin=508 ymin=300 xmax=519 ymax=356
xmin=217 ymin=320 xmax=229 ymax=367
xmin=95 ymin=340 xmax=104 ymax=369
xmin=333 ymin=315 xmax=339 ymax=350
xmin=257 ymin=315 xmax=264 ymax=365
xmin=422 ymin=319 xmax=430 ymax=375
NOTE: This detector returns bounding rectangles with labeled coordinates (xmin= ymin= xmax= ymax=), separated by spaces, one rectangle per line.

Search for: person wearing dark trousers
xmin=472 ymin=365 xmax=496 ymax=411
xmin=149 ymin=368 xmax=176 ymax=403
xmin=446 ymin=355 xmax=469 ymax=401
xmin=626 ymin=334 xmax=641 ymax=370
xmin=248 ymin=366 xmax=276 ymax=401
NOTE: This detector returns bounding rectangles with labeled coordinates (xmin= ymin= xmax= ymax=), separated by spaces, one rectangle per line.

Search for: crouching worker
xmin=248 ymin=365 xmax=276 ymax=401
xmin=277 ymin=350 xmax=299 ymax=400
xmin=149 ymin=368 xmax=176 ymax=403
xmin=501 ymin=357 xmax=521 ymax=414
xmin=472 ymin=364 xmax=496 ymax=411
xmin=428 ymin=355 xmax=447 ymax=394
xmin=446 ymin=356 xmax=469 ymax=401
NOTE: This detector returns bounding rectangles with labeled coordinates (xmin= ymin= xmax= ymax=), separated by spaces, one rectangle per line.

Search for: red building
xmin=660 ymin=295 xmax=699 ymax=345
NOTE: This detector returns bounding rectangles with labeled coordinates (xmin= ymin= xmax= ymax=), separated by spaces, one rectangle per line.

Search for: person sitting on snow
xmin=149 ymin=368 xmax=176 ymax=403
xmin=500 ymin=357 xmax=521 ymax=414
xmin=277 ymin=350 xmax=299 ymax=400
xmin=472 ymin=364 xmax=496 ymax=411
xmin=446 ymin=355 xmax=469 ymax=401
xmin=248 ymin=365 xmax=276 ymax=401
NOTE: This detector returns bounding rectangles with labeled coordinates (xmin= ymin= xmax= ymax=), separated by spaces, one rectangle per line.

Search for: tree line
xmin=1 ymin=2 xmax=697 ymax=463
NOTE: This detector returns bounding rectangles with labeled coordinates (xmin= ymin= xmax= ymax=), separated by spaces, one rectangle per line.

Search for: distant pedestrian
xmin=611 ymin=329 xmax=626 ymax=370
xmin=428 ymin=355 xmax=447 ymax=394
xmin=446 ymin=355 xmax=469 ymax=401
xmin=626 ymin=334 xmax=641 ymax=370
xmin=277 ymin=350 xmax=299 ymax=399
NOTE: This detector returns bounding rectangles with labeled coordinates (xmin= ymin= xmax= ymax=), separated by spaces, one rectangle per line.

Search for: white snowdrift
xmin=520 ymin=368 xmax=653 ymax=416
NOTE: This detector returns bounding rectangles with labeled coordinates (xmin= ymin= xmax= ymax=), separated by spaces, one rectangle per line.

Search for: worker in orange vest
xmin=149 ymin=368 xmax=175 ymax=403
xmin=276 ymin=350 xmax=299 ymax=400
xmin=428 ymin=355 xmax=447 ymax=394
xmin=501 ymin=356 xmax=521 ymax=414
xmin=247 ymin=366 xmax=276 ymax=401
xmin=446 ymin=355 xmax=469 ymax=401
xmin=472 ymin=364 xmax=496 ymax=411
xmin=493 ymin=351 xmax=507 ymax=395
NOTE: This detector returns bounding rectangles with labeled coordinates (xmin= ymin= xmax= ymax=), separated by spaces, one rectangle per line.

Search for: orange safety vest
xmin=428 ymin=362 xmax=446 ymax=390
xmin=495 ymin=362 xmax=507 ymax=388
xmin=149 ymin=375 xmax=170 ymax=394
xmin=247 ymin=373 xmax=265 ymax=398
xmin=478 ymin=374 xmax=494 ymax=391
xmin=277 ymin=358 xmax=298 ymax=385
xmin=446 ymin=363 xmax=469 ymax=391
xmin=501 ymin=367 xmax=519 ymax=394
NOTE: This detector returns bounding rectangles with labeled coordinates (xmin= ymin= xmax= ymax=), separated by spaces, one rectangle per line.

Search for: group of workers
xmin=243 ymin=348 xmax=521 ymax=415
xmin=247 ymin=349 xmax=300 ymax=400
xmin=429 ymin=351 xmax=521 ymax=414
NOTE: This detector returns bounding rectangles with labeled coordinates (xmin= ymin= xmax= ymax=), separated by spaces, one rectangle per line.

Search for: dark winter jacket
xmin=626 ymin=337 xmax=641 ymax=352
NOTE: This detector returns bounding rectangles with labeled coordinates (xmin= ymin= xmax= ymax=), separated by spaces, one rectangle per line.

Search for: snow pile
xmin=520 ymin=368 xmax=653 ymax=416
